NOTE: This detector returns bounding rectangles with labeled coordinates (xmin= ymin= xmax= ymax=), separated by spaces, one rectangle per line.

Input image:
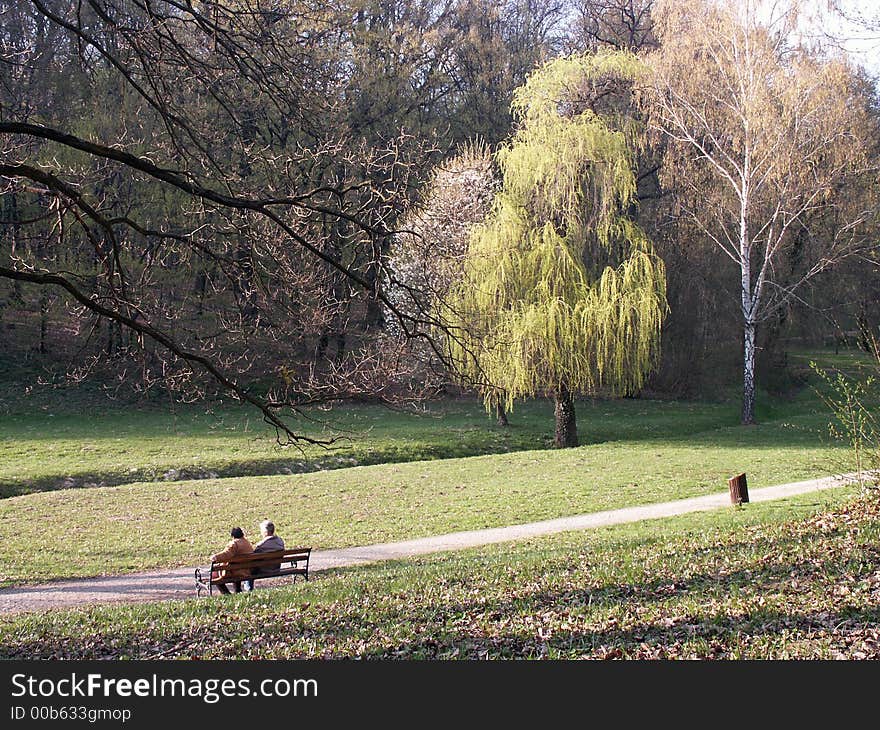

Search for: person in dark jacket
xmin=243 ymin=520 xmax=285 ymax=591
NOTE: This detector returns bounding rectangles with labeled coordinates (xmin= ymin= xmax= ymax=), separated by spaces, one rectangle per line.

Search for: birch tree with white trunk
xmin=645 ymin=0 xmax=877 ymax=424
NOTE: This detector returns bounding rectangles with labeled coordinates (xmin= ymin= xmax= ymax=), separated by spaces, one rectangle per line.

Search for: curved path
xmin=0 ymin=473 xmax=857 ymax=615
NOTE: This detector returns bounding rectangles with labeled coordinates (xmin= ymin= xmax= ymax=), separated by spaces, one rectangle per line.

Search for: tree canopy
xmin=1 ymin=0 xmax=878 ymax=439
xmin=443 ymin=50 xmax=668 ymax=446
xmin=645 ymin=0 xmax=879 ymax=424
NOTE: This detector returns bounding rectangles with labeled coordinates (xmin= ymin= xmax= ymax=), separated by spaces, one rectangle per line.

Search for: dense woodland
xmin=1 ymin=0 xmax=878 ymax=444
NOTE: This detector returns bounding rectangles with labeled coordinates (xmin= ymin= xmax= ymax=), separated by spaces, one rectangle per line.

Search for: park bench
xmin=194 ymin=547 xmax=312 ymax=597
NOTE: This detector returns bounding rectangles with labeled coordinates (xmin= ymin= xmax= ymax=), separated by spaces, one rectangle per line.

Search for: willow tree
xmin=444 ymin=51 xmax=667 ymax=447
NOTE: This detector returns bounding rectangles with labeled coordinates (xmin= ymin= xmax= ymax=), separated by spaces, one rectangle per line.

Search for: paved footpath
xmin=0 ymin=473 xmax=857 ymax=615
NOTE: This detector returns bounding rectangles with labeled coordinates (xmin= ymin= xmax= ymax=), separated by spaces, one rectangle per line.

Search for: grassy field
xmin=0 ymin=349 xmax=872 ymax=585
xmin=0 ymin=388 xmax=750 ymax=498
xmin=3 ymin=346 xmax=872 ymax=499
xmin=2 ymin=485 xmax=877 ymax=659
xmin=0 ymin=395 xmax=550 ymax=498
xmin=0 ymin=399 xmax=853 ymax=585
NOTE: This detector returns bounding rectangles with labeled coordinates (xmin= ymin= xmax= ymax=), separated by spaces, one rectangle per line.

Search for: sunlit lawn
xmin=0 ymin=401 xmax=851 ymax=584
xmin=0 ymin=348 xmax=871 ymax=585
xmin=2 ymin=485 xmax=877 ymax=659
xmin=0 ymin=348 xmax=859 ymax=497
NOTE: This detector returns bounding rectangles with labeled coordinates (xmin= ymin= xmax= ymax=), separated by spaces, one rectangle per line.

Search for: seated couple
xmin=210 ymin=519 xmax=285 ymax=594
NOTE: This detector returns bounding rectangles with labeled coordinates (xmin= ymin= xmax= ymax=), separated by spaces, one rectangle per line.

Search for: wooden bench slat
xmin=210 ymin=567 xmax=307 ymax=585
xmin=211 ymin=554 xmax=309 ymax=569
xmin=212 ymin=548 xmax=311 ymax=565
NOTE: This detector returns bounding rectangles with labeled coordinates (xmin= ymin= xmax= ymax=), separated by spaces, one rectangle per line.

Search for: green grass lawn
xmin=3 ymin=346 xmax=870 ymax=499
xmin=0 ymin=348 xmax=871 ymax=586
xmin=0 ymin=390 xmax=744 ymax=497
xmin=0 ymin=392 xmax=854 ymax=584
xmin=2 ymin=485 xmax=877 ymax=659
xmin=0 ymin=397 xmax=538 ymax=497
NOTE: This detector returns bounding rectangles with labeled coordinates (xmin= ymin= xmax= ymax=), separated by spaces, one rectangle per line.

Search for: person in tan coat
xmin=242 ymin=519 xmax=286 ymax=592
xmin=210 ymin=526 xmax=254 ymax=594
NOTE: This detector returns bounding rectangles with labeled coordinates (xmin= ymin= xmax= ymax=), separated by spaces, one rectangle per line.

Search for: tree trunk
xmin=362 ymin=260 xmax=385 ymax=331
xmin=194 ymin=270 xmax=207 ymax=317
xmin=742 ymin=320 xmax=756 ymax=425
xmin=106 ymin=318 xmax=116 ymax=356
xmin=739 ymin=172 xmax=756 ymax=426
xmin=334 ymin=331 xmax=347 ymax=362
xmin=316 ymin=333 xmax=329 ymax=361
xmin=553 ymin=386 xmax=578 ymax=448
xmin=39 ymin=289 xmax=49 ymax=354
xmin=233 ymin=232 xmax=257 ymax=322
xmin=495 ymin=401 xmax=509 ymax=427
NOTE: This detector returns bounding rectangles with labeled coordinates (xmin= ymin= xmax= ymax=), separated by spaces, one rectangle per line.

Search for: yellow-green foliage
xmin=444 ymin=51 xmax=667 ymax=412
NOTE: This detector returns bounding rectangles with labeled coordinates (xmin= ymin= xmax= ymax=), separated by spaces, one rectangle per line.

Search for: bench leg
xmin=195 ymin=569 xmax=207 ymax=598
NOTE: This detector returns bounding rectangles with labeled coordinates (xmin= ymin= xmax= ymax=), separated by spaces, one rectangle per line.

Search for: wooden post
xmin=728 ymin=472 xmax=749 ymax=505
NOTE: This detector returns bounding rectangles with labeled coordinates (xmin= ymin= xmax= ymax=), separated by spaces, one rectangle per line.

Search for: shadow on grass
xmin=364 ymin=546 xmax=880 ymax=659
xmin=0 ymin=442 xmax=530 ymax=498
xmin=0 ymin=404 xmax=850 ymax=499
xmin=376 ymin=605 xmax=880 ymax=659
xmin=3 ymin=511 xmax=879 ymax=659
